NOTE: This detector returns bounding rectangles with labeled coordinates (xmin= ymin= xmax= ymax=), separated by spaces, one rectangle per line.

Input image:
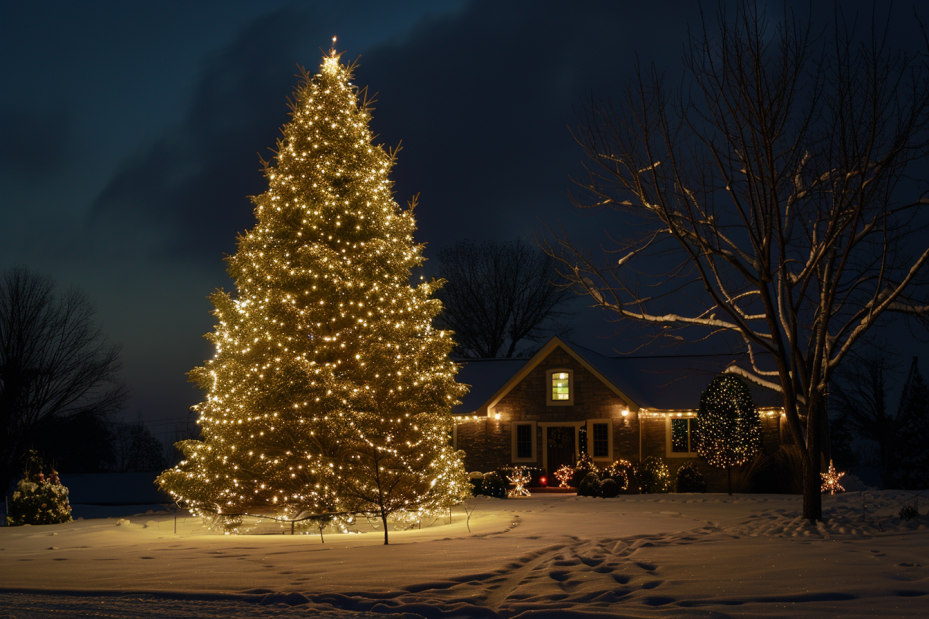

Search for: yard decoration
xmin=820 ymin=460 xmax=846 ymax=495
xmin=156 ymin=42 xmax=470 ymax=542
xmin=507 ymin=468 xmax=531 ymax=497
xmin=554 ymin=464 xmax=573 ymax=488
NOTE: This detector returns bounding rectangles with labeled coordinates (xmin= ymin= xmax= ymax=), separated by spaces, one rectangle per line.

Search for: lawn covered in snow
xmin=1 ymin=491 xmax=927 ymax=618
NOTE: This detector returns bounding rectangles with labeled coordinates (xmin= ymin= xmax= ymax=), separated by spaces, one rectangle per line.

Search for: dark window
xmin=671 ymin=418 xmax=695 ymax=453
xmin=516 ymin=424 xmax=532 ymax=458
xmin=592 ymin=423 xmax=609 ymax=458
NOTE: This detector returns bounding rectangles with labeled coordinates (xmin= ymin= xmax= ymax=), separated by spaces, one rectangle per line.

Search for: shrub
xmin=480 ymin=471 xmax=507 ymax=498
xmin=637 ymin=457 xmax=671 ymax=494
xmin=572 ymin=453 xmax=598 ymax=487
xmin=899 ymin=504 xmax=919 ymax=521
xmin=601 ymin=460 xmax=632 ymax=492
xmin=600 ymin=478 xmax=620 ymax=498
xmin=675 ymin=462 xmax=707 ymax=493
xmin=468 ymin=471 xmax=484 ymax=496
xmin=6 ymin=454 xmax=72 ymax=526
xmin=578 ymin=472 xmax=602 ymax=497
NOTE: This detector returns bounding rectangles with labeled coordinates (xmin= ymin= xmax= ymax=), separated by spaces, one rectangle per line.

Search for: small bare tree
xmin=543 ymin=3 xmax=929 ymax=521
xmin=0 ymin=267 xmax=126 ymax=493
xmin=435 ymin=240 xmax=575 ymax=358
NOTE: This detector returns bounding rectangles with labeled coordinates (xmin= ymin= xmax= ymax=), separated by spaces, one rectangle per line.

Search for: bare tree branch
xmin=543 ymin=2 xmax=929 ymax=522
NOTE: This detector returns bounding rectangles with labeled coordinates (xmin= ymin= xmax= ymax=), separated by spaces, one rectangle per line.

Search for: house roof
xmin=452 ymin=337 xmax=782 ymax=415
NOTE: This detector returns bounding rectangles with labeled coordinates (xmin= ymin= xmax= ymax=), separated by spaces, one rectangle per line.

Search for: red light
xmin=540 ymin=476 xmax=547 ymax=487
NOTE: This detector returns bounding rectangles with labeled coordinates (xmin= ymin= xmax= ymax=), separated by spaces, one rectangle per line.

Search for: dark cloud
xmin=359 ymin=0 xmax=703 ymax=255
xmin=85 ymin=1 xmax=707 ymax=268
xmin=88 ymin=6 xmax=315 ymax=263
xmin=0 ymin=103 xmax=72 ymax=178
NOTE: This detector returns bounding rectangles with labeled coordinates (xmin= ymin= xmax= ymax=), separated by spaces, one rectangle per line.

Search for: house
xmin=451 ymin=337 xmax=786 ymax=491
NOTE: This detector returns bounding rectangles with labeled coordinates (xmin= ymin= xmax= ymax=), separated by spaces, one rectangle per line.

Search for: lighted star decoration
xmin=554 ymin=465 xmax=574 ymax=488
xmin=507 ymin=468 xmax=531 ymax=498
xmin=820 ymin=459 xmax=846 ymax=495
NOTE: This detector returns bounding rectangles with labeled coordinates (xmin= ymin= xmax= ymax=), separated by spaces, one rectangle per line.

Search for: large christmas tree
xmin=158 ymin=47 xmax=469 ymax=540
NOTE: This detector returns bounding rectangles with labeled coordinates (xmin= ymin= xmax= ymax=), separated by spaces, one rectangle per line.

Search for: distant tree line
xmin=829 ymin=354 xmax=929 ymax=489
xmin=0 ymin=267 xmax=180 ymax=494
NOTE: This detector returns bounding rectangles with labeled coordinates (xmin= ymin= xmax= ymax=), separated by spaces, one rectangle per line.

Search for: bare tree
xmin=0 ymin=267 xmax=126 ymax=493
xmin=543 ymin=3 xmax=929 ymax=521
xmin=111 ymin=416 xmax=167 ymax=473
xmin=435 ymin=240 xmax=575 ymax=358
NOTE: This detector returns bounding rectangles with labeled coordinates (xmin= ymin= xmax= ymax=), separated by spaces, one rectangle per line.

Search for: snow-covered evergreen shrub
xmin=578 ymin=472 xmax=601 ymax=497
xmin=6 ymin=470 xmax=72 ymax=526
xmin=602 ymin=460 xmax=634 ymax=492
xmin=636 ymin=457 xmax=671 ymax=493
xmin=480 ymin=471 xmax=507 ymax=498
xmin=468 ymin=471 xmax=484 ymax=496
xmin=599 ymin=478 xmax=620 ymax=498
xmin=572 ymin=453 xmax=598 ymax=487
xmin=675 ymin=462 xmax=707 ymax=493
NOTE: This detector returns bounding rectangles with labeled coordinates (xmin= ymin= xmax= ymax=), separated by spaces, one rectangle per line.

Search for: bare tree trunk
xmin=727 ymin=466 xmax=732 ymax=496
xmin=381 ymin=510 xmax=389 ymax=546
xmin=802 ymin=422 xmax=823 ymax=522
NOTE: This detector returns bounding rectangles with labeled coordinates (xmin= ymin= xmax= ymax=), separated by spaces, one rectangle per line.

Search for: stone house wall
xmin=453 ymin=345 xmax=786 ymax=492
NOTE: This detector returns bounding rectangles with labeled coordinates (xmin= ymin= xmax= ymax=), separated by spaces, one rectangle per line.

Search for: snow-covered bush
xmin=599 ymin=478 xmax=620 ymax=498
xmin=675 ymin=462 xmax=707 ymax=493
xmin=602 ymin=460 xmax=634 ymax=492
xmin=479 ymin=471 xmax=507 ymax=498
xmin=578 ymin=472 xmax=601 ymax=497
xmin=572 ymin=453 xmax=598 ymax=487
xmin=636 ymin=457 xmax=671 ymax=494
xmin=6 ymin=468 xmax=72 ymax=527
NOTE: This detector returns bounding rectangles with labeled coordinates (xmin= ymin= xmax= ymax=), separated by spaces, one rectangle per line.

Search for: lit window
xmin=552 ymin=372 xmax=570 ymax=400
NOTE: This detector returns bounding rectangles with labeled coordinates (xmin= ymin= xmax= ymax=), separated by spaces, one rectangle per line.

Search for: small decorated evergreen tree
xmin=6 ymin=450 xmax=72 ymax=526
xmin=157 ymin=45 xmax=469 ymax=541
xmin=696 ymin=374 xmax=762 ymax=495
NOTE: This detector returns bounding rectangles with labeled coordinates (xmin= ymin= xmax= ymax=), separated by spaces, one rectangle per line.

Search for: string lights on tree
xmin=157 ymin=43 xmax=470 ymax=541
xmin=695 ymin=374 xmax=762 ymax=496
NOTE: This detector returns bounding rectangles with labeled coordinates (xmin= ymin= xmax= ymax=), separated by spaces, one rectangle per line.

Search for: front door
xmin=546 ymin=426 xmax=576 ymax=475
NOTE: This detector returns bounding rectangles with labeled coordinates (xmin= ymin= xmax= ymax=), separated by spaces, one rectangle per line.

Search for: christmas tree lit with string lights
xmin=695 ymin=374 xmax=761 ymax=496
xmin=157 ymin=43 xmax=470 ymax=540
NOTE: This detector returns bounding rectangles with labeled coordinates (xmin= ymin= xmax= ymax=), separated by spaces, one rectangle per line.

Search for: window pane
xmin=552 ymin=372 xmax=570 ymax=400
xmin=671 ymin=418 xmax=690 ymax=453
xmin=592 ymin=423 xmax=609 ymax=457
xmin=516 ymin=424 xmax=532 ymax=458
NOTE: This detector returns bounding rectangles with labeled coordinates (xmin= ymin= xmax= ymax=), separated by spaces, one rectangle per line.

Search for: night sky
xmin=3 ymin=1 xmax=926 ymax=442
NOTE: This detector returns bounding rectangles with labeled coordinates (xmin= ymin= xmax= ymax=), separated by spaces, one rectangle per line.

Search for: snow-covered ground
xmin=1 ymin=490 xmax=927 ymax=618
